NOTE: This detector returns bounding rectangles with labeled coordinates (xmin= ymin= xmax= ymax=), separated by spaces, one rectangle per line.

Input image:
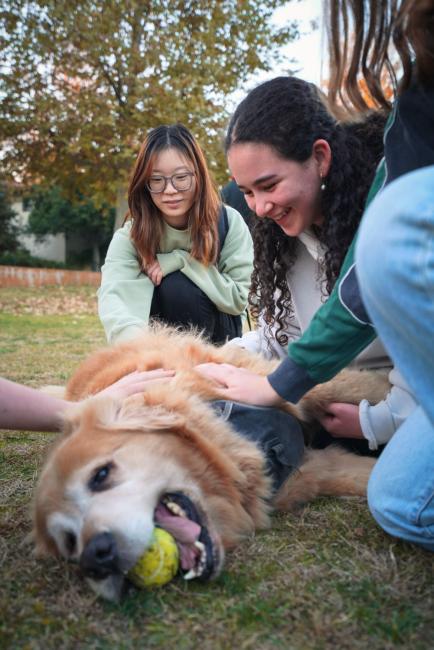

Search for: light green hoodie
xmin=98 ymin=205 xmax=253 ymax=344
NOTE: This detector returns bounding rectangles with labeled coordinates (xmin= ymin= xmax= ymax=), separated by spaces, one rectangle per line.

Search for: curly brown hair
xmin=225 ymin=76 xmax=386 ymax=348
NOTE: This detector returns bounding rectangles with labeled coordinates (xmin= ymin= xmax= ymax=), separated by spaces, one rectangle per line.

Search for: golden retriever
xmin=33 ymin=326 xmax=389 ymax=601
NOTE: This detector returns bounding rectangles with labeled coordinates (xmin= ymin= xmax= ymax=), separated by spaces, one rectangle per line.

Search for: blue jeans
xmin=356 ymin=166 xmax=434 ymax=550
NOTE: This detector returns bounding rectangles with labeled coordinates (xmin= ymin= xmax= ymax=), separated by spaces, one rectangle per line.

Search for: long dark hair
xmin=128 ymin=124 xmax=221 ymax=268
xmin=326 ymin=0 xmax=434 ymax=114
xmin=226 ymin=76 xmax=385 ymax=347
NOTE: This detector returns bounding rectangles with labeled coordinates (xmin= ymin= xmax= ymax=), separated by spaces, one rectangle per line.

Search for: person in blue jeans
xmin=197 ymin=0 xmax=434 ymax=550
xmin=357 ymin=167 xmax=434 ymax=550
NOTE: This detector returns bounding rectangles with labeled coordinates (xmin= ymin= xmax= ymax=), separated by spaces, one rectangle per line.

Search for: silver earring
xmin=320 ymin=174 xmax=326 ymax=191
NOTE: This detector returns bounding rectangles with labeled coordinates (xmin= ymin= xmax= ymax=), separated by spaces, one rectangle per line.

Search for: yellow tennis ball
xmin=128 ymin=528 xmax=179 ymax=588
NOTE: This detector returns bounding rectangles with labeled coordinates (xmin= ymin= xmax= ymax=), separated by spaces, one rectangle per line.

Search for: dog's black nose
xmin=79 ymin=532 xmax=120 ymax=579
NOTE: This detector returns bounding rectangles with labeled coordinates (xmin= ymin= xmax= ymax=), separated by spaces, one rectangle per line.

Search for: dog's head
xmin=33 ymin=386 xmax=271 ymax=600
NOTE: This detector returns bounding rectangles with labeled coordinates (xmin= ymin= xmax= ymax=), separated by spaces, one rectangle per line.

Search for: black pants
xmin=150 ymin=271 xmax=242 ymax=344
xmin=211 ymin=400 xmax=305 ymax=493
xmin=310 ymin=426 xmax=384 ymax=458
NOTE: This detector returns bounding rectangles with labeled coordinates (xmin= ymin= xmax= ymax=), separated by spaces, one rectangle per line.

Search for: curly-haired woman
xmin=219 ymin=75 xmax=416 ymax=454
xmin=198 ymin=0 xmax=434 ymax=550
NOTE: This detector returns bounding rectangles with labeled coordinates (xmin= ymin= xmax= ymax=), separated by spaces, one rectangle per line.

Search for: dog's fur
xmin=33 ymin=326 xmax=389 ymax=600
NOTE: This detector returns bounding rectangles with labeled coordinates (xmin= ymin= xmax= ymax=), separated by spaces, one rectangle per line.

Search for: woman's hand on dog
xmin=319 ymin=402 xmax=364 ymax=439
xmin=0 ymin=370 xmax=175 ymax=433
xmin=97 ymin=369 xmax=175 ymax=399
xmin=195 ymin=363 xmax=284 ymax=407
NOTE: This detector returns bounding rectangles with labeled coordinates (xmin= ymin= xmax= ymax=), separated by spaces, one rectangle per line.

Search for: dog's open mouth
xmin=154 ymin=491 xmax=219 ymax=581
xmin=79 ymin=490 xmax=221 ymax=601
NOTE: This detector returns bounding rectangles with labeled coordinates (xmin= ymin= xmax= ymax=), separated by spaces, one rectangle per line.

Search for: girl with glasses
xmin=98 ymin=123 xmax=253 ymax=344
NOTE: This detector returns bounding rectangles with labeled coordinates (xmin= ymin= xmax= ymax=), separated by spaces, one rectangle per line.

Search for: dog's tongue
xmin=154 ymin=503 xmax=202 ymax=570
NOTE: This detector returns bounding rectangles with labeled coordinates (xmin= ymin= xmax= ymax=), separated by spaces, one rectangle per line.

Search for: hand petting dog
xmin=195 ymin=362 xmax=284 ymax=407
xmin=0 ymin=369 xmax=174 ymax=432
xmin=319 ymin=402 xmax=364 ymax=439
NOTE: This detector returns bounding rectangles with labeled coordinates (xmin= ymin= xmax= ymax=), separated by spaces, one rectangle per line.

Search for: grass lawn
xmin=1 ymin=285 xmax=433 ymax=650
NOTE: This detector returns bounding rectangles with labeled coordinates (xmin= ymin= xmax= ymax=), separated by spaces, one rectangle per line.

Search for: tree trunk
xmin=92 ymin=241 xmax=101 ymax=271
xmin=115 ymin=186 xmax=128 ymax=231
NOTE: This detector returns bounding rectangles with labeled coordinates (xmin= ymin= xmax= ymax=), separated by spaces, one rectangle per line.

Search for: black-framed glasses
xmin=147 ymin=172 xmax=195 ymax=194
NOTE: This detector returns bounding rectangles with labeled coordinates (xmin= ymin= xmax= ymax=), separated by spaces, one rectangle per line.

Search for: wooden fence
xmin=0 ymin=265 xmax=101 ymax=288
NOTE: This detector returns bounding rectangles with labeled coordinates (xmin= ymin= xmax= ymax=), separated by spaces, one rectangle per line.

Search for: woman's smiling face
xmin=227 ymin=141 xmax=329 ymax=237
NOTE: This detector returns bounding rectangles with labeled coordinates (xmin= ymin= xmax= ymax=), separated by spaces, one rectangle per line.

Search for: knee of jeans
xmin=356 ymin=220 xmax=389 ymax=291
xmin=367 ymin=461 xmax=413 ymax=538
xmin=367 ymin=464 xmax=393 ymax=529
xmin=356 ymin=219 xmax=400 ymax=310
xmin=355 ymin=171 xmax=427 ymax=289
xmin=368 ymin=465 xmax=434 ymax=548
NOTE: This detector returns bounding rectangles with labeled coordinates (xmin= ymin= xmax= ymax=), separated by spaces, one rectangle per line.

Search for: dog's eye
xmin=88 ymin=463 xmax=114 ymax=492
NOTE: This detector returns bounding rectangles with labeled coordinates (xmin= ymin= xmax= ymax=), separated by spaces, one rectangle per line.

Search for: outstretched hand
xmin=0 ymin=369 xmax=174 ymax=433
xmin=318 ymin=402 xmax=364 ymax=439
xmin=96 ymin=369 xmax=175 ymax=400
xmin=195 ymin=362 xmax=284 ymax=407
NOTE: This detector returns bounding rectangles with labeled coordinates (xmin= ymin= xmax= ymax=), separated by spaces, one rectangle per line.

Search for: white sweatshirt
xmin=230 ymin=229 xmax=417 ymax=449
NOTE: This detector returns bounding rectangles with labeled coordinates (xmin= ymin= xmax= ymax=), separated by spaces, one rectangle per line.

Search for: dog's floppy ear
xmin=60 ymin=397 xmax=117 ymax=437
xmin=62 ymin=394 xmax=186 ymax=437
xmin=113 ymin=394 xmax=186 ymax=433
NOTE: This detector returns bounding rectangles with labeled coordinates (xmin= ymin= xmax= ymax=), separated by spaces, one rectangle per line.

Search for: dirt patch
xmin=0 ymin=287 xmax=98 ymax=316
